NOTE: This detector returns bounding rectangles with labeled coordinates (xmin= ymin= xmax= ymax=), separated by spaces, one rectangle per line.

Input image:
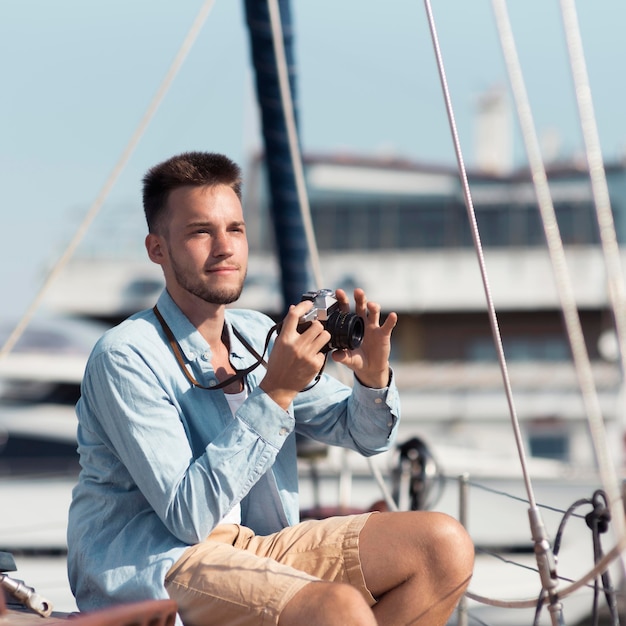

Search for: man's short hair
xmin=142 ymin=152 xmax=242 ymax=233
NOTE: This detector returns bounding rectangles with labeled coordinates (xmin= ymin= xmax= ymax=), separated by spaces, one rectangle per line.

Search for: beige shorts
xmin=164 ymin=513 xmax=375 ymax=626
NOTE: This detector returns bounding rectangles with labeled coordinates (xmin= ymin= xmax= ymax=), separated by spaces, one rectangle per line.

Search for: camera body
xmin=298 ymin=289 xmax=364 ymax=353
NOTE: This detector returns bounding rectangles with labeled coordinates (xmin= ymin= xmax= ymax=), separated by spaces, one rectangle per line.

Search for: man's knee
xmin=421 ymin=511 xmax=474 ymax=584
xmin=279 ymin=581 xmax=376 ymax=626
xmin=362 ymin=510 xmax=474 ymax=588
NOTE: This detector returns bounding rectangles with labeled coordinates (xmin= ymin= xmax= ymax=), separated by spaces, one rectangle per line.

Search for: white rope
xmin=491 ymin=0 xmax=626 ymax=555
xmin=559 ymin=0 xmax=626 ymax=505
xmin=465 ymin=530 xmax=626 ymax=609
xmin=449 ymin=0 xmax=626 ymax=614
xmin=266 ymin=0 xmax=398 ymax=512
xmin=0 ymin=0 xmax=217 ymax=361
xmin=559 ymin=0 xmax=626 ymax=378
xmin=266 ymin=0 xmax=323 ymax=291
xmin=422 ymin=0 xmax=626 ymax=618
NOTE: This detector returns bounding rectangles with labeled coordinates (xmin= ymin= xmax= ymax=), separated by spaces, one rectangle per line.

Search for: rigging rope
xmin=435 ymin=0 xmax=626 ymax=616
xmin=421 ymin=0 xmax=538 ymax=509
xmin=422 ymin=0 xmax=626 ymax=621
xmin=419 ymin=0 xmax=560 ymax=605
xmin=265 ymin=0 xmax=399 ymax=512
xmin=0 ymin=0 xmax=217 ymax=362
xmin=466 ymin=518 xmax=626 ymax=611
xmin=418 ymin=0 xmax=563 ymax=604
xmin=462 ymin=478 xmax=624 ymax=614
xmin=266 ymin=0 xmax=323 ymax=291
xmin=559 ymin=0 xmax=626 ymax=386
xmin=491 ymin=0 xmax=626 ymax=559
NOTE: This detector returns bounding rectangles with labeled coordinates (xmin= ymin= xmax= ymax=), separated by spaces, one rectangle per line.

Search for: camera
xmin=298 ymin=289 xmax=364 ymax=353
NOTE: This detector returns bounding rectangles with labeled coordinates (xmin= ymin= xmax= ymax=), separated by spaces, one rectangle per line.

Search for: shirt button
xmin=208 ymin=380 xmax=217 ymax=387
xmin=374 ymin=398 xmax=383 ymax=404
xmin=279 ymin=427 xmax=288 ymax=436
xmin=387 ymin=421 xmax=393 ymax=427
xmin=201 ymin=352 xmax=211 ymax=361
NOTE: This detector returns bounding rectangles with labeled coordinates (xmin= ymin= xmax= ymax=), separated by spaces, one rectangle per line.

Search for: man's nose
xmin=212 ymin=231 xmax=233 ymax=256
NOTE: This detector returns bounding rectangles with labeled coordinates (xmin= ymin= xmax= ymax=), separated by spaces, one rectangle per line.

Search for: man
xmin=67 ymin=151 xmax=473 ymax=626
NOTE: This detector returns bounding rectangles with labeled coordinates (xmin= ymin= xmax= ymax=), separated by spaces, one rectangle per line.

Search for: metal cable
xmin=445 ymin=474 xmax=586 ymax=518
xmin=422 ymin=0 xmax=537 ymax=509
xmin=0 ymin=0 xmax=217 ymax=361
xmin=450 ymin=472 xmax=626 ymax=608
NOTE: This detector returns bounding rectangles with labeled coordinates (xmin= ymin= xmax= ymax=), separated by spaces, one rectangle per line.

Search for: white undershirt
xmin=218 ymin=388 xmax=247 ymax=525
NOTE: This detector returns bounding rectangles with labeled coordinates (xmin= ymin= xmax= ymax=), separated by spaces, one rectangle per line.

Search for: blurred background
xmin=1 ymin=0 xmax=625 ymax=319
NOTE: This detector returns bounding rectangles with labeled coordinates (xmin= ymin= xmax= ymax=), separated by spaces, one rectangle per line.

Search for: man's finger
xmin=281 ymin=302 xmax=313 ymax=334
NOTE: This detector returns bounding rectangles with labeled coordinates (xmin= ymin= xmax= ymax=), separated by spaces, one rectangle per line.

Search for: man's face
xmin=150 ymin=184 xmax=248 ymax=306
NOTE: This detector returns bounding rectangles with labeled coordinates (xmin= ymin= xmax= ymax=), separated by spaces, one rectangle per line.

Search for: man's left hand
xmin=331 ymin=288 xmax=397 ymax=388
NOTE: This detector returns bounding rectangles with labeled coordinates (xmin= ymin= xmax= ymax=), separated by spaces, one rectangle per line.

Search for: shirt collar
xmin=154 ymin=290 xmax=259 ymax=369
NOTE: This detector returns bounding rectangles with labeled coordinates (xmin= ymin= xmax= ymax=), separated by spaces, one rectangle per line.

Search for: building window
xmin=527 ymin=419 xmax=570 ymax=462
xmin=467 ymin=335 xmax=569 ymax=362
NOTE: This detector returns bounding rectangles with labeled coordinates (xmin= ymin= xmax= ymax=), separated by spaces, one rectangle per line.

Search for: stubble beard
xmin=170 ymin=255 xmax=247 ymax=305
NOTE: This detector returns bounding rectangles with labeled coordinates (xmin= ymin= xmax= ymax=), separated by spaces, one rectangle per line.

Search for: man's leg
xmin=167 ymin=513 xmax=472 ymax=626
xmin=279 ymin=581 xmax=377 ymax=626
xmin=166 ymin=518 xmax=379 ymax=626
xmin=279 ymin=510 xmax=473 ymax=626
xmin=165 ymin=525 xmax=322 ymax=626
xmin=360 ymin=510 xmax=474 ymax=626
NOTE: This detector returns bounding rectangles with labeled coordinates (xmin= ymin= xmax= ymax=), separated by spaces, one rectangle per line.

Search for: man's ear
xmin=145 ymin=233 xmax=165 ymax=265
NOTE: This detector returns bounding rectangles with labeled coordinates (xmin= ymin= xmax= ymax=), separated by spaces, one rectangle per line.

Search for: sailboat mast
xmin=244 ymin=0 xmax=312 ymax=313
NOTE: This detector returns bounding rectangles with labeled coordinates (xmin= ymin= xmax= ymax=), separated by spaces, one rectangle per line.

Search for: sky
xmin=1 ymin=0 xmax=626 ymax=322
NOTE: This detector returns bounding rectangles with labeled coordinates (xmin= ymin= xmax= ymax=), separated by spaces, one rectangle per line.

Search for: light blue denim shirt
xmin=67 ymin=290 xmax=400 ymax=613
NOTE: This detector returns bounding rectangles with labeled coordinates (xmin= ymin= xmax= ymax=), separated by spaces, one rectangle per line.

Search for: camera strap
xmin=153 ymin=305 xmax=274 ymax=391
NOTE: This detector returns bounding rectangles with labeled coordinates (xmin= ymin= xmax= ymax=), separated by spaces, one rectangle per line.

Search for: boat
xmin=2 ymin=0 xmax=626 ymax=624
xmin=0 ymin=562 xmax=177 ymax=626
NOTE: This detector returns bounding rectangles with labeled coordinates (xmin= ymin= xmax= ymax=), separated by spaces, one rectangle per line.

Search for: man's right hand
xmin=259 ymin=301 xmax=331 ymax=409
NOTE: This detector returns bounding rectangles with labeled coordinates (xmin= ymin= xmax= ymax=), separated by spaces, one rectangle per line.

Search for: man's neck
xmin=168 ymin=289 xmax=226 ymax=348
xmin=195 ymin=315 xmax=226 ymax=349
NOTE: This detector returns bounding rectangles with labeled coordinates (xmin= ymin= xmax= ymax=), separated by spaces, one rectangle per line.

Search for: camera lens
xmin=325 ymin=311 xmax=364 ymax=350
